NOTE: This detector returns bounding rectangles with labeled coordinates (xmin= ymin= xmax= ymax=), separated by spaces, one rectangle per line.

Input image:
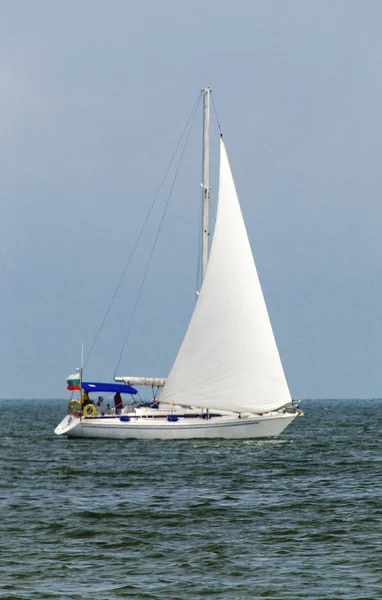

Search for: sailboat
xmin=55 ymin=88 xmax=301 ymax=440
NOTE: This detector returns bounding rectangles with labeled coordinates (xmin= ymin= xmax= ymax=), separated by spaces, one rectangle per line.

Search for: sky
xmin=1 ymin=0 xmax=382 ymax=399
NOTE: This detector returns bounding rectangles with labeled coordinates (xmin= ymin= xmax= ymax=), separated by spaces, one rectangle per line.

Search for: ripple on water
xmin=0 ymin=399 xmax=382 ymax=599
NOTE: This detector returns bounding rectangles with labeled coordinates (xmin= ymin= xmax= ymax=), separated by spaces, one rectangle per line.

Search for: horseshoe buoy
xmin=69 ymin=399 xmax=81 ymax=417
xmin=83 ymin=403 xmax=97 ymax=418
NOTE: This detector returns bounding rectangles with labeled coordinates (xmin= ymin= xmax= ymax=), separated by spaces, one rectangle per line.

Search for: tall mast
xmin=201 ymin=87 xmax=211 ymax=282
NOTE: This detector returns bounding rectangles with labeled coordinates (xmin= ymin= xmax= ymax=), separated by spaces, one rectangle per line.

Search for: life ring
xmin=69 ymin=399 xmax=81 ymax=417
xmin=83 ymin=403 xmax=97 ymax=418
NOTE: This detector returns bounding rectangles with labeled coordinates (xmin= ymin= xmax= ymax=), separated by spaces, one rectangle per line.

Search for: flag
xmin=66 ymin=372 xmax=81 ymax=391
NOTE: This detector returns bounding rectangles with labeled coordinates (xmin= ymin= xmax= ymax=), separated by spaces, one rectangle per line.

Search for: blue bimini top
xmin=82 ymin=381 xmax=137 ymax=394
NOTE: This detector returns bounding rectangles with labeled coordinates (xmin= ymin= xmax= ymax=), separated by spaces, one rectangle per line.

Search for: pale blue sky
xmin=1 ymin=0 xmax=382 ymax=398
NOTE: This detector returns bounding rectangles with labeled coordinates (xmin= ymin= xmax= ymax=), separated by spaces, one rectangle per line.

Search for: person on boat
xmin=96 ymin=396 xmax=104 ymax=407
xmin=150 ymin=397 xmax=159 ymax=409
xmin=81 ymin=391 xmax=91 ymax=408
xmin=114 ymin=392 xmax=123 ymax=414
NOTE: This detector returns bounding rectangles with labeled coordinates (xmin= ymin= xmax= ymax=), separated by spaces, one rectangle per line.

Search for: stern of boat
xmin=54 ymin=414 xmax=81 ymax=436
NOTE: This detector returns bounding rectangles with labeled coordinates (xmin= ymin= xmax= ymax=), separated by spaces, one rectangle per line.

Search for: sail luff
xmin=160 ymin=139 xmax=292 ymax=414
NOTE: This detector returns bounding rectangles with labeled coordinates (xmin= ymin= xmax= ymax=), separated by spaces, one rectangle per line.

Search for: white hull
xmin=55 ymin=411 xmax=297 ymax=440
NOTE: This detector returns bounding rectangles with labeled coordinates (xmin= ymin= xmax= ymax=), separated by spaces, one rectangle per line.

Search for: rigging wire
xmin=113 ymin=94 xmax=201 ymax=377
xmin=211 ymin=92 xmax=223 ymax=138
xmin=84 ymin=91 xmax=202 ymax=369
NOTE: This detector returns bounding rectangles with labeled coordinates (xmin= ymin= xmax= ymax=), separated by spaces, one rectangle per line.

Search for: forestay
xmin=160 ymin=139 xmax=292 ymax=414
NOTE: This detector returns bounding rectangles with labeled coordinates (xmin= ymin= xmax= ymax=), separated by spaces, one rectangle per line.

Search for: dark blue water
xmin=1 ymin=399 xmax=381 ymax=599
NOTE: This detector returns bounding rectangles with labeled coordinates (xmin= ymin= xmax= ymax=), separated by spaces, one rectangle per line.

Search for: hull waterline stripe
xmin=79 ymin=417 xmax=294 ymax=432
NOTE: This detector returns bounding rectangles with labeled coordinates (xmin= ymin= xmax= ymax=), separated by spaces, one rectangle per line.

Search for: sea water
xmin=0 ymin=398 xmax=381 ymax=599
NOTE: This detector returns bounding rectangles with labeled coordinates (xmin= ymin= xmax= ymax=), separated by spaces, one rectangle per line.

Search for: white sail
xmin=160 ymin=138 xmax=292 ymax=414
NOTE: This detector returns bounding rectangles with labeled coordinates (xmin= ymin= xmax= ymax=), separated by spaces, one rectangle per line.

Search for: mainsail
xmin=160 ymin=138 xmax=292 ymax=414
